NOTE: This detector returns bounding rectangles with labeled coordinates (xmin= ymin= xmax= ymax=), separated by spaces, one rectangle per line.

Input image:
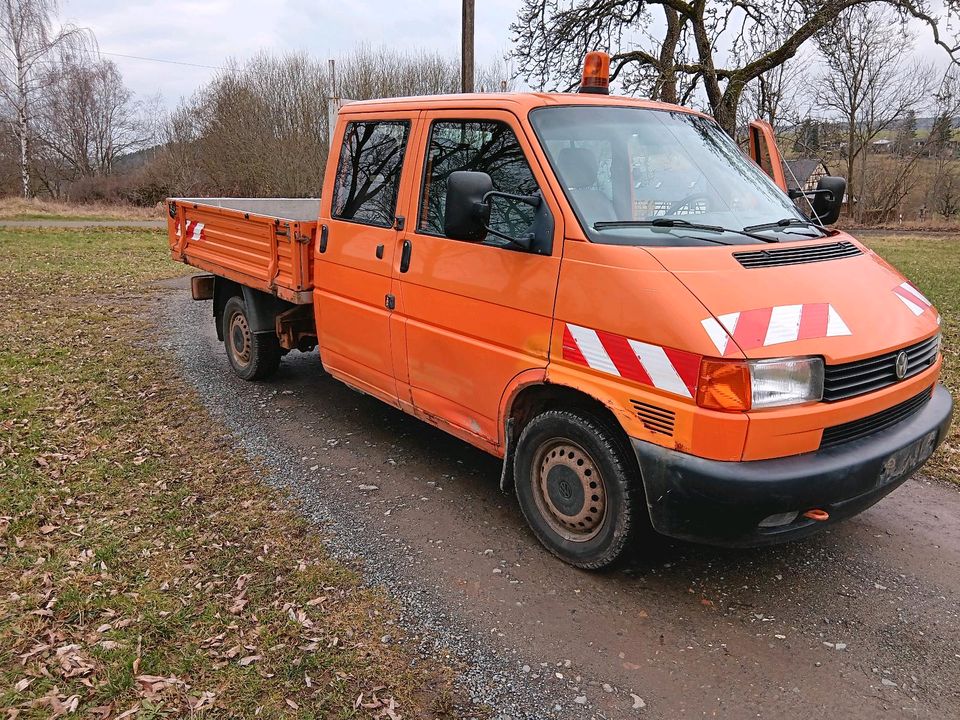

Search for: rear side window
xmin=418 ymin=120 xmax=539 ymax=244
xmin=332 ymin=121 xmax=410 ymax=227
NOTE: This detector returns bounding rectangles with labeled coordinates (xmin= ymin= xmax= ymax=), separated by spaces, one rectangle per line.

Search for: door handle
xmin=319 ymin=225 xmax=329 ymax=253
xmin=375 ymin=243 xmax=384 ymax=259
xmin=399 ymin=239 xmax=412 ymax=273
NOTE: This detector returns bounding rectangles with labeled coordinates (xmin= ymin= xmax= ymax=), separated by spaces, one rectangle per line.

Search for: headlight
xmin=697 ymin=357 xmax=824 ymax=411
xmin=749 ymin=357 xmax=824 ymax=408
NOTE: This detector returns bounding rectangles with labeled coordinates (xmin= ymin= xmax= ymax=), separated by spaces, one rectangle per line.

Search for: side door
xmin=394 ymin=110 xmax=564 ymax=446
xmin=315 ymin=113 xmax=417 ymax=406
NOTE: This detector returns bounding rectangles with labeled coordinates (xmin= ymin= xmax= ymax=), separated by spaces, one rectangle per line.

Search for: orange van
xmin=167 ymin=55 xmax=952 ymax=569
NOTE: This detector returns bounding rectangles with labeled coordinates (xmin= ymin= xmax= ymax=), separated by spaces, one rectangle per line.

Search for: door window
xmin=332 ymin=120 xmax=410 ymax=227
xmin=418 ymin=120 xmax=539 ymax=246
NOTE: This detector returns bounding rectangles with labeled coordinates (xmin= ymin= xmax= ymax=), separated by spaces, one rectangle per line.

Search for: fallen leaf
xmin=14 ymin=678 xmax=32 ymax=692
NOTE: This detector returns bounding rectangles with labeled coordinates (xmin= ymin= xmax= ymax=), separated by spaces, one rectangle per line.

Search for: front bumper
xmin=632 ymin=384 xmax=953 ymax=547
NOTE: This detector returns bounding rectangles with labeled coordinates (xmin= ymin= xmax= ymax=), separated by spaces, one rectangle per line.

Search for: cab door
xmin=393 ymin=110 xmax=564 ymax=446
xmin=315 ymin=112 xmax=417 ymax=406
xmin=747 ymin=119 xmax=788 ymax=192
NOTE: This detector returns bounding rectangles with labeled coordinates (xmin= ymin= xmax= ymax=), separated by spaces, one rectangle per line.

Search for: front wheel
xmin=222 ymin=295 xmax=281 ymax=380
xmin=513 ymin=410 xmax=646 ymax=569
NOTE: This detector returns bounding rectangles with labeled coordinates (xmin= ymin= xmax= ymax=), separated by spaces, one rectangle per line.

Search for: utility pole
xmin=461 ymin=0 xmax=474 ymax=93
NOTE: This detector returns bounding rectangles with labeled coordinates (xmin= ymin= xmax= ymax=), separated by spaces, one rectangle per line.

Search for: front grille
xmin=630 ymin=400 xmax=675 ymax=436
xmin=733 ymin=241 xmax=862 ymax=268
xmin=821 ymin=389 xmax=933 ymax=448
xmin=823 ymin=334 xmax=940 ymax=402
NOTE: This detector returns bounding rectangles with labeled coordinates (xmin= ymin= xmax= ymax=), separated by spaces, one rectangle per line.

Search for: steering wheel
xmin=666 ymin=193 xmax=711 ymax=216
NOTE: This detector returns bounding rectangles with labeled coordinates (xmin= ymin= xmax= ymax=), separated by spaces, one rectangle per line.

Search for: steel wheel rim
xmin=229 ymin=310 xmax=252 ymax=367
xmin=531 ymin=438 xmax=607 ymax=542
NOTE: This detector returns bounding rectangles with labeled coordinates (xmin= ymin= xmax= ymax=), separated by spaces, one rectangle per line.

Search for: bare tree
xmin=927 ymin=71 xmax=960 ymax=218
xmin=156 ymin=47 xmax=511 ymax=198
xmin=33 ymin=54 xmax=154 ymax=189
xmin=510 ymin=0 xmax=960 ymax=136
xmin=0 ymin=0 xmax=89 ymax=196
xmin=815 ymin=6 xmax=933 ymax=220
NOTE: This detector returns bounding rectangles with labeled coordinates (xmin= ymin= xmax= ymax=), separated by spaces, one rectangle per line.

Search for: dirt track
xmin=0 ymin=219 xmax=164 ymax=228
xmin=160 ymin=276 xmax=960 ymax=719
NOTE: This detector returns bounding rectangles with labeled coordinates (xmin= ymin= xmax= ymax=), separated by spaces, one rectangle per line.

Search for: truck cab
xmin=167 ymin=59 xmax=952 ymax=569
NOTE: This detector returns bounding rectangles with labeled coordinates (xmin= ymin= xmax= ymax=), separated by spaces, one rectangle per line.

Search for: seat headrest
xmin=556 ymin=146 xmax=598 ymax=190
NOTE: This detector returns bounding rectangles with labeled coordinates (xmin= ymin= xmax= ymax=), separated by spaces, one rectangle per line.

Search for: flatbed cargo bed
xmin=167 ymin=197 xmax=320 ymax=304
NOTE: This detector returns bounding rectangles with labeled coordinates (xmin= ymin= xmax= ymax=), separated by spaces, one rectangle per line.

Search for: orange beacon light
xmin=578 ymin=51 xmax=610 ymax=94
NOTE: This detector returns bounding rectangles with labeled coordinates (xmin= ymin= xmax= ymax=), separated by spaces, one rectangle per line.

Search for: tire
xmin=222 ymin=295 xmax=281 ymax=381
xmin=513 ymin=409 xmax=646 ymax=569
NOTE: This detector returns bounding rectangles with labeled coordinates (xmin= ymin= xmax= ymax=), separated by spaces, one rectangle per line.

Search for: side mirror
xmin=444 ymin=169 xmax=552 ymax=253
xmin=810 ymin=176 xmax=846 ymax=225
xmin=444 ymin=171 xmax=493 ymax=241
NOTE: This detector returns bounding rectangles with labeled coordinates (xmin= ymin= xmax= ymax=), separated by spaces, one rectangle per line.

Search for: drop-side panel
xmin=166 ymin=198 xmax=318 ymax=304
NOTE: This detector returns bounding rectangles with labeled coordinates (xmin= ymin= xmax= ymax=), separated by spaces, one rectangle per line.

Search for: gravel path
xmin=156 ymin=277 xmax=960 ymax=720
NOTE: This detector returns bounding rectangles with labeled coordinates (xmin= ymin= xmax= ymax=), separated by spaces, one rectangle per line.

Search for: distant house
xmin=870 ymin=138 xmax=893 ymax=153
xmin=783 ymin=158 xmax=829 ymax=193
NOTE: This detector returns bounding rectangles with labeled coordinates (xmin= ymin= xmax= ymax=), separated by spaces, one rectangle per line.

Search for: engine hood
xmin=645 ymin=234 xmax=941 ymax=362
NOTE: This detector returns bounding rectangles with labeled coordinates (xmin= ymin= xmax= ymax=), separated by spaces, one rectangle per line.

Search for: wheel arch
xmin=499 ymin=376 xmax=636 ymax=492
xmin=213 ymin=277 xmax=291 ymax=340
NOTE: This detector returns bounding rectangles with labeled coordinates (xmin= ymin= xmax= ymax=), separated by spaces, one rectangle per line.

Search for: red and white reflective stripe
xmin=701 ymin=303 xmax=850 ymax=357
xmin=562 ymin=323 xmax=700 ymax=398
xmin=893 ymin=282 xmax=932 ymax=316
xmin=176 ymin=220 xmax=205 ymax=241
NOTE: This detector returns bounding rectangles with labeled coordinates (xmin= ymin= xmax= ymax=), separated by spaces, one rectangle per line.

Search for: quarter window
xmin=332 ymin=121 xmax=410 ymax=227
xmin=419 ymin=120 xmax=539 ymax=245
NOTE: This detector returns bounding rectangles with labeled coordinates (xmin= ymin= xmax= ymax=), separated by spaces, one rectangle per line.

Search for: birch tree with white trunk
xmin=0 ymin=0 xmax=89 ymax=197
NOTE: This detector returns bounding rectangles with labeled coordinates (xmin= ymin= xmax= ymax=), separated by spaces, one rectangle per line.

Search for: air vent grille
xmin=733 ymin=241 xmax=862 ymax=268
xmin=630 ymin=400 xmax=675 ymax=436
xmin=821 ymin=389 xmax=932 ymax=448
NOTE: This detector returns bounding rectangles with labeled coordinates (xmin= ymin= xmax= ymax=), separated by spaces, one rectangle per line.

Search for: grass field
xmin=0 ymin=228 xmax=464 ymax=718
xmin=862 ymin=233 xmax=959 ymax=484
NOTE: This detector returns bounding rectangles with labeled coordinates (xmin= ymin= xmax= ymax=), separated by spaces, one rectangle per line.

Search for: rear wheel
xmin=222 ymin=295 xmax=281 ymax=380
xmin=514 ymin=410 xmax=645 ymax=569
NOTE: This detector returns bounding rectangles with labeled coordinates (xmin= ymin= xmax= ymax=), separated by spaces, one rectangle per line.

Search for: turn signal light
xmin=578 ymin=51 xmax=610 ymax=95
xmin=697 ymin=359 xmax=751 ymax=411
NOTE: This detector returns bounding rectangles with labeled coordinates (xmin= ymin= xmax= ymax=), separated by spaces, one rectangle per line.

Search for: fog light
xmin=758 ymin=511 xmax=799 ymax=528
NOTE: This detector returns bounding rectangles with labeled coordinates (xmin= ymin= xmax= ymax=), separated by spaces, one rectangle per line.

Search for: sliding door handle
xmin=399 ymin=239 xmax=412 ymax=273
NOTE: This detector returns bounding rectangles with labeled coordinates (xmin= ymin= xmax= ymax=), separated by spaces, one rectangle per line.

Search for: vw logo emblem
xmin=895 ymin=351 xmax=909 ymax=379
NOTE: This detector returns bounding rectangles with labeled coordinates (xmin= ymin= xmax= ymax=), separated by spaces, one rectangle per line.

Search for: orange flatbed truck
xmin=167 ymin=54 xmax=952 ymax=569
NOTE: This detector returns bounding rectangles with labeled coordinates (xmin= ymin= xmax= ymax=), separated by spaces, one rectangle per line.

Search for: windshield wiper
xmin=742 ymin=217 xmax=827 ymax=234
xmin=593 ymin=217 xmax=778 ymax=243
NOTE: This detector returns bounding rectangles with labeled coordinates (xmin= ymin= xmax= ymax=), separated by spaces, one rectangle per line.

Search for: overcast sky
xmin=59 ymin=0 xmax=956 ymax=112
xmin=60 ymin=0 xmax=523 ymax=107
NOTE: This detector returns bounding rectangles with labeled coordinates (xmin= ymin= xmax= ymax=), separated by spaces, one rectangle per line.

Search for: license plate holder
xmin=879 ymin=430 xmax=938 ymax=484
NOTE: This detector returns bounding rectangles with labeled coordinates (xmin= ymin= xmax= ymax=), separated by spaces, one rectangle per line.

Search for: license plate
xmin=879 ymin=430 xmax=938 ymax=483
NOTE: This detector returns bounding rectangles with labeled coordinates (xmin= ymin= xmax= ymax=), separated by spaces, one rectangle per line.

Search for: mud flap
xmin=499 ymin=417 xmax=515 ymax=493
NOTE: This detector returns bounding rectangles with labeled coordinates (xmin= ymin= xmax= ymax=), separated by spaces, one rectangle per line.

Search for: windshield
xmin=529 ymin=106 xmax=814 ymax=246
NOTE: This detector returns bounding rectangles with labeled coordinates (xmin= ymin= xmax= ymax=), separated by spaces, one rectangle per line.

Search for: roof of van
xmin=338 ymin=92 xmax=707 ymax=117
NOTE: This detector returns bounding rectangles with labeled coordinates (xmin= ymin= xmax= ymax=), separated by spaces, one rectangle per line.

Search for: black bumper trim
xmin=632 ymin=384 xmax=953 ymax=547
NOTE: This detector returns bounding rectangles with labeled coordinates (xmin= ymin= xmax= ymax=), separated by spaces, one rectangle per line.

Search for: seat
xmin=556 ymin=146 xmax=616 ymax=224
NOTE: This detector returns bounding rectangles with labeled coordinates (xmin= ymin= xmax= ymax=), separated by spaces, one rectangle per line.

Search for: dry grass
xmin=0 ymin=227 xmax=468 ymax=719
xmin=0 ymin=198 xmax=159 ymax=221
